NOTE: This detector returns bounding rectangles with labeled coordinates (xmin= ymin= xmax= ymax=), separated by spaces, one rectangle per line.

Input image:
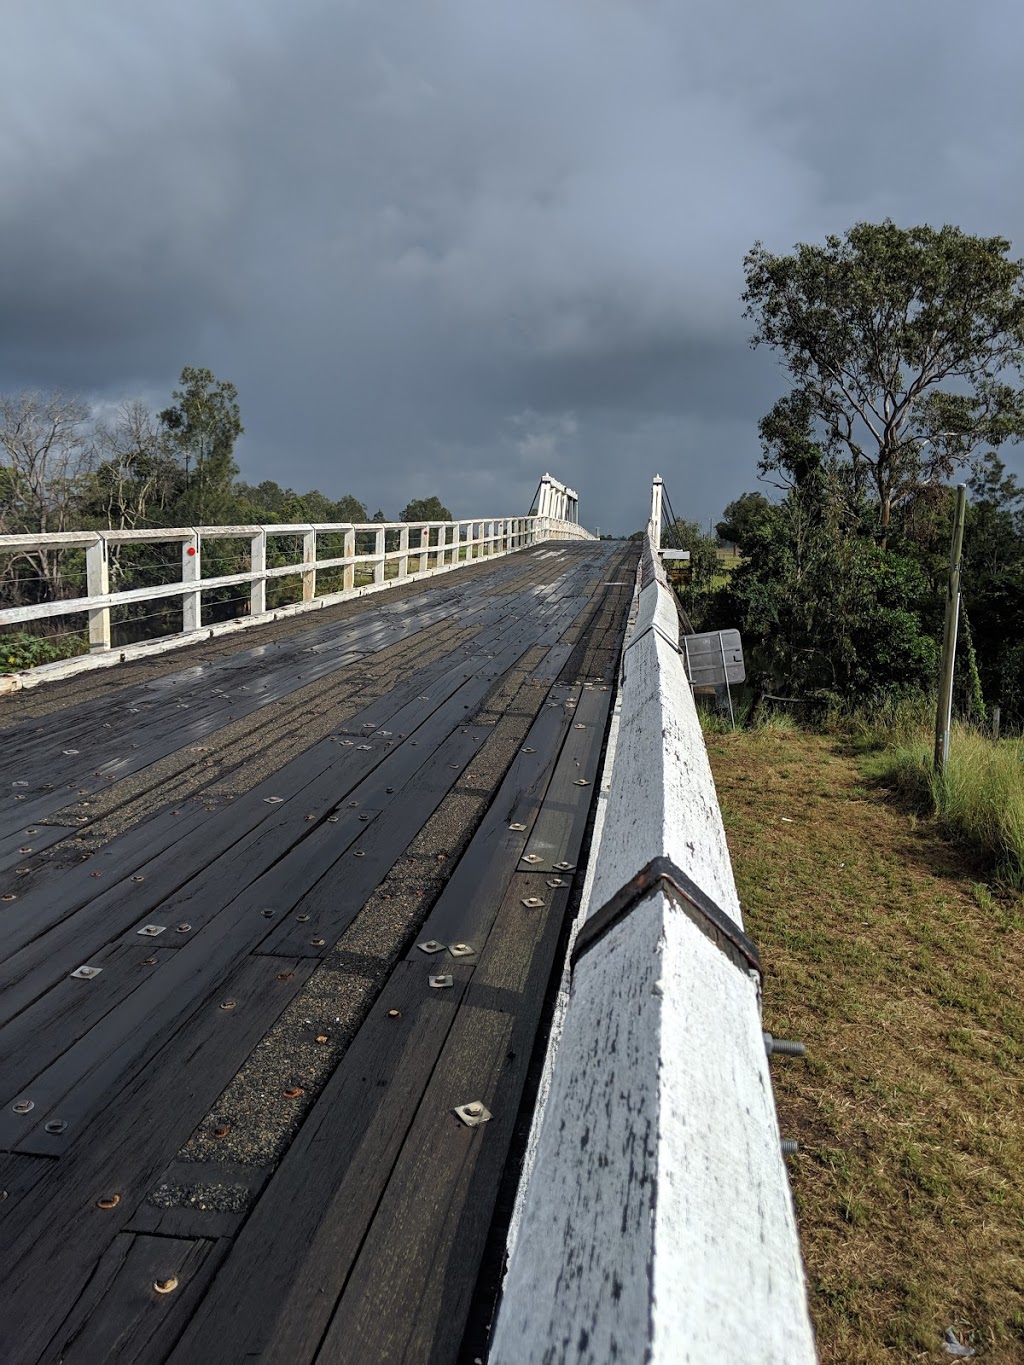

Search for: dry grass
xmin=862 ymin=724 xmax=1024 ymax=888
xmin=706 ymin=727 xmax=1024 ymax=1364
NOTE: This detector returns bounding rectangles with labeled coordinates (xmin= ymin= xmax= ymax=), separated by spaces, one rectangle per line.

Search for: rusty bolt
xmin=387 ymin=1009 xmax=401 ymax=1019
xmin=220 ymin=1000 xmax=237 ymax=1011
xmin=283 ymin=1087 xmax=303 ymax=1099
xmin=315 ymin=1034 xmax=329 ymax=1044
xmin=153 ymin=1277 xmax=178 ymax=1294
xmin=96 ymin=1194 xmax=121 ymax=1209
xmin=212 ymin=1125 xmax=231 ymax=1139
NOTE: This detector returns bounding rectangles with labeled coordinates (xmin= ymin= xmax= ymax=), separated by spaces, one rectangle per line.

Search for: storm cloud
xmin=3 ymin=0 xmax=1023 ymax=531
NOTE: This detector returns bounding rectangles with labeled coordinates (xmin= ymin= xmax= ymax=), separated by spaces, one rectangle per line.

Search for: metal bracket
xmin=454 ymin=1101 xmax=492 ymax=1127
xmin=570 ymin=855 xmax=762 ymax=984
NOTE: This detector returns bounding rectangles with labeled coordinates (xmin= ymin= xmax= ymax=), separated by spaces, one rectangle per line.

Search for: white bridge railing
xmin=0 ymin=500 xmax=591 ymax=689
xmin=492 ymin=528 xmax=817 ymax=1363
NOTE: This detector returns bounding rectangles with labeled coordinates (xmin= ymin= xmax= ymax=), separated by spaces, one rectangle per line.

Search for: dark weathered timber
xmin=0 ymin=1151 xmax=55 ymax=1215
xmin=416 ymin=684 xmax=611 ymax=952
xmin=402 ymin=686 xmax=582 ymax=953
xmin=0 ymin=943 xmax=176 ymax=1103
xmin=38 ymin=1234 xmax=226 ymax=1365
xmin=0 ymin=571 xmax=561 ymax=887
xmin=0 ymin=955 xmax=317 ymax=1360
xmin=125 ymin=1160 xmax=273 ymax=1240
xmin=0 ymin=611 xmax=539 ymax=992
xmin=0 ymin=541 xmax=637 ymax=1365
xmin=316 ymin=1001 xmax=517 ymax=1365
xmin=0 ymin=583 xmax=487 ymax=829
xmin=165 ymin=963 xmax=474 ymax=1365
xmin=317 ymin=688 xmax=614 ymax=1363
xmin=0 ymin=900 xmax=318 ymax=1152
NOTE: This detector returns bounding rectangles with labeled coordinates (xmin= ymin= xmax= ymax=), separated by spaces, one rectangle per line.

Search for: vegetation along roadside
xmin=706 ymin=718 xmax=1024 ymax=1364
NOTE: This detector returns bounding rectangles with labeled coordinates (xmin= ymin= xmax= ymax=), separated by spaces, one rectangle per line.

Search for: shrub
xmin=0 ymin=632 xmax=88 ymax=673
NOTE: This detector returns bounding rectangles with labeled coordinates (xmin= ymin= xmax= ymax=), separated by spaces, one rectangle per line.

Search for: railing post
xmin=398 ymin=525 xmax=410 ymax=578
xmin=182 ymin=531 xmax=201 ymax=633
xmin=85 ymin=535 xmax=111 ymax=652
xmin=650 ymin=475 xmax=664 ymax=550
xmin=343 ymin=528 xmax=355 ymax=591
xmin=302 ymin=527 xmax=316 ymax=603
xmin=420 ymin=524 xmax=430 ymax=570
xmin=374 ymin=527 xmax=386 ymax=584
xmin=250 ymin=529 xmax=267 ymax=615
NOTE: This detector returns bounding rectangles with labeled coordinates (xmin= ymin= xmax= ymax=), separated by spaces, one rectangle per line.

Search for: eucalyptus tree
xmin=743 ymin=221 xmax=1024 ymax=546
xmin=158 ymin=366 xmax=243 ymax=525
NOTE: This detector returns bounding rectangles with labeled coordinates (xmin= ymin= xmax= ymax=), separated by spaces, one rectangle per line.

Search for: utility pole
xmin=934 ymin=484 xmax=968 ymax=775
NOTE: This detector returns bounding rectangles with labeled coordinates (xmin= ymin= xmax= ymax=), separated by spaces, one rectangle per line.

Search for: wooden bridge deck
xmin=0 ymin=541 xmax=635 ymax=1364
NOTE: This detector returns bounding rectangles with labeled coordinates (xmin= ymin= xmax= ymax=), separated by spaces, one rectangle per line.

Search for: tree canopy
xmin=743 ymin=221 xmax=1024 ymax=545
xmin=158 ymin=366 xmax=244 ymax=524
xmin=715 ymin=492 xmax=771 ymax=548
xmin=400 ymin=495 xmax=453 ymax=522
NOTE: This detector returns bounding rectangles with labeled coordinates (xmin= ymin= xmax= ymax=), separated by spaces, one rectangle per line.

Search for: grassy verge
xmin=706 ymin=726 xmax=1024 ymax=1363
xmin=857 ymin=720 xmax=1024 ymax=889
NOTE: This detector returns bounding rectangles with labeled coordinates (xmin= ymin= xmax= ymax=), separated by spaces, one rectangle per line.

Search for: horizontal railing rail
xmin=491 ymin=527 xmax=816 ymax=1363
xmin=0 ymin=512 xmax=593 ymax=687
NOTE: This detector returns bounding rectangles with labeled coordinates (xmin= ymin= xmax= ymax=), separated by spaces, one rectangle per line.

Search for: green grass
xmin=706 ymin=727 xmax=1024 ymax=1363
xmin=862 ymin=722 xmax=1024 ymax=887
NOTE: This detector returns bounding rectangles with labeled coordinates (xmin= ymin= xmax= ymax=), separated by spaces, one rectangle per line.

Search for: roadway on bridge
xmin=0 ymin=539 xmax=635 ymax=1364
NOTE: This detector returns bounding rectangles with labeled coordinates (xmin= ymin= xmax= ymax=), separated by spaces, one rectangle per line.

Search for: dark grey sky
xmin=3 ymin=0 xmax=1023 ymax=532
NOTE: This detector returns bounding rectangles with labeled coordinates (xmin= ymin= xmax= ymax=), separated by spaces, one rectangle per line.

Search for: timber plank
xmin=38 ymin=1234 xmax=226 ymax=1365
xmin=0 ymin=820 xmax=78 ymax=879
xmin=0 ymin=797 xmax=210 ymax=892
xmin=315 ymin=842 xmax=589 ymax=1364
xmin=0 ymin=953 xmax=315 ymax=1360
xmin=0 ymin=1152 xmax=55 ymax=1215
xmin=254 ymin=726 xmax=488 ymax=957
xmin=0 ymin=891 xmax=318 ymax=1152
xmin=313 ymin=1001 xmax=517 ymax=1365
xmin=413 ymin=684 xmax=610 ymax=951
xmin=0 ymin=618 xmax=531 ymax=994
xmin=165 ymin=962 xmax=474 ymax=1365
xmin=0 ymin=942 xmax=176 ymax=1109
xmin=125 ymin=1160 xmax=272 ymax=1240
xmin=398 ymin=688 xmax=580 ymax=954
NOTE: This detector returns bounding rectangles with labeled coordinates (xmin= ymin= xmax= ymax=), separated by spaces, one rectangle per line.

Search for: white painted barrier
xmin=491 ymin=532 xmax=817 ymax=1364
xmin=0 ymin=510 xmax=593 ymax=692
